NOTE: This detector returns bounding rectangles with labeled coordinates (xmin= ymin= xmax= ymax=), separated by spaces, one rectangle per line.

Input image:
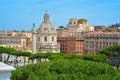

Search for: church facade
xmin=32 ymin=12 xmax=60 ymax=53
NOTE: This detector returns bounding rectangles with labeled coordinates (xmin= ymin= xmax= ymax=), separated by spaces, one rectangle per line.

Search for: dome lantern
xmin=44 ymin=12 xmax=50 ymax=23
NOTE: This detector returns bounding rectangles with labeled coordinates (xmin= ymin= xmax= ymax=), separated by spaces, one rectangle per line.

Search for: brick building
xmin=57 ymin=30 xmax=85 ymax=55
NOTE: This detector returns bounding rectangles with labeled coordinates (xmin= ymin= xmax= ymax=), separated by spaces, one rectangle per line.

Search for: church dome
xmin=38 ymin=12 xmax=56 ymax=33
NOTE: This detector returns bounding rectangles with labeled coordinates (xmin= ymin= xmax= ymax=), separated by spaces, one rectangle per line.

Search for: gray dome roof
xmin=38 ymin=22 xmax=56 ymax=33
xmin=38 ymin=12 xmax=56 ymax=33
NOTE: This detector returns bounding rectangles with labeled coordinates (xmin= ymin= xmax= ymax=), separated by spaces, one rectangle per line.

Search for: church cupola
xmin=38 ymin=12 xmax=56 ymax=33
xmin=32 ymin=12 xmax=60 ymax=53
xmin=44 ymin=12 xmax=50 ymax=23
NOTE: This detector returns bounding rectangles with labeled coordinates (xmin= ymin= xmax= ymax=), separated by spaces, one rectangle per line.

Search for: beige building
xmin=84 ymin=31 xmax=120 ymax=54
xmin=66 ymin=18 xmax=94 ymax=32
xmin=94 ymin=26 xmax=118 ymax=32
xmin=0 ymin=31 xmax=32 ymax=62
xmin=0 ymin=31 xmax=32 ymax=52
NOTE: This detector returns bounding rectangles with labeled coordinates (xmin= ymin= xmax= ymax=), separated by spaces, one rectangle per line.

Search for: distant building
xmin=57 ymin=30 xmax=85 ymax=55
xmin=94 ymin=26 xmax=106 ymax=31
xmin=84 ymin=31 xmax=120 ymax=54
xmin=66 ymin=18 xmax=94 ymax=32
xmin=0 ymin=31 xmax=32 ymax=52
xmin=94 ymin=25 xmax=118 ymax=32
xmin=0 ymin=31 xmax=32 ymax=62
xmin=57 ymin=18 xmax=94 ymax=55
xmin=110 ymin=23 xmax=120 ymax=32
xmin=32 ymin=12 xmax=60 ymax=53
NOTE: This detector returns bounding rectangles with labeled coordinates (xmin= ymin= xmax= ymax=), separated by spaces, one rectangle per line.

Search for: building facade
xmin=84 ymin=31 xmax=120 ymax=54
xmin=57 ymin=30 xmax=85 ymax=55
xmin=110 ymin=23 xmax=120 ymax=32
xmin=0 ymin=31 xmax=32 ymax=62
xmin=32 ymin=12 xmax=60 ymax=53
xmin=0 ymin=31 xmax=32 ymax=52
xmin=66 ymin=18 xmax=94 ymax=32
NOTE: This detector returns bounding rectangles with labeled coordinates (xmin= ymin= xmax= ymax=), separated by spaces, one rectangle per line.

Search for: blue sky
xmin=0 ymin=0 xmax=120 ymax=31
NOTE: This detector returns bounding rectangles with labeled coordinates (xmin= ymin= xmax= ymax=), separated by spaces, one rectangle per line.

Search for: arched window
xmin=74 ymin=22 xmax=76 ymax=24
xmin=45 ymin=37 xmax=47 ymax=41
xmin=52 ymin=37 xmax=54 ymax=41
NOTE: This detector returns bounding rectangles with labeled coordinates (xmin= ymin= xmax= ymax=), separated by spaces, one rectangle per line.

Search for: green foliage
xmin=0 ymin=46 xmax=6 ymax=53
xmin=4 ymin=48 xmax=16 ymax=54
xmin=82 ymin=54 xmax=107 ymax=62
xmin=29 ymin=53 xmax=82 ymax=61
xmin=29 ymin=53 xmax=50 ymax=60
xmin=48 ymin=53 xmax=64 ymax=60
xmin=0 ymin=46 xmax=32 ymax=57
xmin=63 ymin=54 xmax=82 ymax=59
xmin=11 ymin=59 xmax=120 ymax=80
xmin=20 ymin=52 xmax=32 ymax=57
xmin=99 ymin=44 xmax=120 ymax=56
xmin=58 ymin=26 xmax=66 ymax=29
xmin=99 ymin=44 xmax=120 ymax=67
xmin=27 ymin=72 xmax=39 ymax=80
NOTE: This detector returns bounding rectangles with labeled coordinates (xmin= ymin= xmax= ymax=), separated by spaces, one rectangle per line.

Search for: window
xmin=45 ymin=28 xmax=47 ymax=30
xmin=74 ymin=22 xmax=76 ymax=24
xmin=52 ymin=37 xmax=54 ymax=41
xmin=51 ymin=28 xmax=54 ymax=30
xmin=45 ymin=37 xmax=47 ymax=41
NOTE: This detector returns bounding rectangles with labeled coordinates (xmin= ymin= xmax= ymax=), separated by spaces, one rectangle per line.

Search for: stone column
xmin=32 ymin=24 xmax=37 ymax=54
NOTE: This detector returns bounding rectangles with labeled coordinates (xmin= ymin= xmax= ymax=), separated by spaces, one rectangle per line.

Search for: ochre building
xmin=0 ymin=31 xmax=32 ymax=52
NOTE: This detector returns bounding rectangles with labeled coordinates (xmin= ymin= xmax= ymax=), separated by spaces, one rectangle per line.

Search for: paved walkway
xmin=0 ymin=62 xmax=15 ymax=71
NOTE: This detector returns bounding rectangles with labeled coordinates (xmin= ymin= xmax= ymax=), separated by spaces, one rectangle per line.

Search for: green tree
xmin=58 ymin=26 xmax=66 ymax=29
xmin=11 ymin=59 xmax=120 ymax=80
xmin=82 ymin=54 xmax=107 ymax=62
xmin=4 ymin=48 xmax=16 ymax=63
xmin=99 ymin=44 xmax=120 ymax=69
xmin=27 ymin=72 xmax=39 ymax=80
